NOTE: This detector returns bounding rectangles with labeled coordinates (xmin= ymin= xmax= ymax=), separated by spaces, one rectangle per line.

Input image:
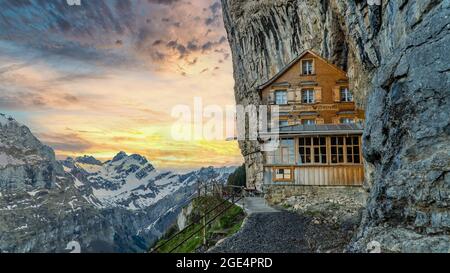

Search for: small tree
xmin=227 ymin=164 xmax=246 ymax=192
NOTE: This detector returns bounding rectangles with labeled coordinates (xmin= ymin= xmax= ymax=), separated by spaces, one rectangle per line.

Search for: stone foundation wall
xmin=265 ymin=185 xmax=367 ymax=206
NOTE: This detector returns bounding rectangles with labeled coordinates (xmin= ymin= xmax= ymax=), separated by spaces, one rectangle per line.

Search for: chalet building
xmin=258 ymin=50 xmax=365 ymax=187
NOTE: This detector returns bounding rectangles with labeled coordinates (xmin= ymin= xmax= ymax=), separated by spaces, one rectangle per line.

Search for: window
xmin=266 ymin=139 xmax=293 ymax=164
xmin=298 ymin=136 xmax=327 ymax=164
xmin=280 ymin=139 xmax=295 ymax=164
xmin=302 ymin=119 xmax=316 ymax=125
xmin=302 ymin=60 xmax=314 ymax=75
xmin=272 ymin=138 xmax=295 ymax=164
xmin=313 ymin=137 xmax=327 ymax=164
xmin=346 ymin=136 xmax=361 ymax=164
xmin=275 ymin=90 xmax=287 ymax=105
xmin=274 ymin=168 xmax=293 ymax=181
xmin=330 ymin=136 xmax=345 ymax=163
xmin=299 ymin=137 xmax=312 ymax=164
xmin=302 ymin=89 xmax=315 ymax=104
xmin=340 ymin=118 xmax=354 ymax=124
xmin=340 ymin=87 xmax=353 ymax=102
xmin=279 ymin=120 xmax=289 ymax=127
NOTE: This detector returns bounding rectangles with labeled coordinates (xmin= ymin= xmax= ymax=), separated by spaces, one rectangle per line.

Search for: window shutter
xmin=333 ymin=87 xmax=340 ymax=102
xmin=287 ymin=89 xmax=295 ymax=103
xmin=316 ymin=118 xmax=325 ymax=124
xmin=268 ymin=91 xmax=275 ymax=104
xmin=295 ymin=89 xmax=301 ymax=102
xmin=314 ymin=87 xmax=322 ymax=103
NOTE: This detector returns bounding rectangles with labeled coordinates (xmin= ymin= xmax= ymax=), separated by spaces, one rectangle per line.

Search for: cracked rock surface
xmin=221 ymin=0 xmax=450 ymax=252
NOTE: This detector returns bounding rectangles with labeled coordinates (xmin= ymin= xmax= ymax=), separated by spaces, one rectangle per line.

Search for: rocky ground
xmin=210 ymin=210 xmax=360 ymax=253
xmin=278 ymin=191 xmax=365 ymax=229
xmin=210 ymin=194 xmax=364 ymax=253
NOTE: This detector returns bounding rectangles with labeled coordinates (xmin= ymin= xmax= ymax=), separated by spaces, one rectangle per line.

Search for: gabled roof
xmin=257 ymin=49 xmax=347 ymax=91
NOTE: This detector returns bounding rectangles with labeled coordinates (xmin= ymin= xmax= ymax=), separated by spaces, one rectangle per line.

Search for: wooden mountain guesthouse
xmin=259 ymin=50 xmax=365 ymax=187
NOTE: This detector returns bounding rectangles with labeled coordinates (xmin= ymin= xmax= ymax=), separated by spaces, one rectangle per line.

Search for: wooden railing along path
xmin=150 ymin=180 xmax=248 ymax=253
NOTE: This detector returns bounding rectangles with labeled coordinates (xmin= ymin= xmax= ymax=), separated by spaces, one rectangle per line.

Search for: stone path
xmin=238 ymin=197 xmax=279 ymax=214
xmin=210 ymin=197 xmax=353 ymax=253
xmin=209 ymin=211 xmax=312 ymax=253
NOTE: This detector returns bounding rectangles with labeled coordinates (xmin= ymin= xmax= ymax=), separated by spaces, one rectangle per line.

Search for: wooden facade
xmin=265 ymin=165 xmax=364 ymax=186
xmin=258 ymin=50 xmax=365 ymax=187
xmin=259 ymin=50 xmax=365 ymax=126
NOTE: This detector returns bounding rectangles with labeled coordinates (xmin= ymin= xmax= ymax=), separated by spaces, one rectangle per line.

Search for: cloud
xmin=1 ymin=0 xmax=229 ymax=74
xmin=201 ymin=36 xmax=226 ymax=52
xmin=209 ymin=2 xmax=221 ymax=15
xmin=187 ymin=40 xmax=199 ymax=51
xmin=0 ymin=63 xmax=31 ymax=74
xmin=0 ymin=89 xmax=83 ymax=110
xmin=0 ymin=0 xmax=242 ymax=169
xmin=37 ymin=132 xmax=94 ymax=153
xmin=147 ymin=0 xmax=181 ymax=5
xmin=205 ymin=1 xmax=222 ymax=26
xmin=0 ymin=90 xmax=46 ymax=109
xmin=62 ymin=94 xmax=79 ymax=103
xmin=152 ymin=40 xmax=164 ymax=46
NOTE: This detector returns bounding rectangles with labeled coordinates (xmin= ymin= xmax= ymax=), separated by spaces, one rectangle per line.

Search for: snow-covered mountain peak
xmin=75 ymin=155 xmax=102 ymax=165
xmin=1 ymin=114 xmax=238 ymax=252
xmin=61 ymin=151 xmax=236 ymax=211
xmin=112 ymin=151 xmax=128 ymax=162
xmin=0 ymin=113 xmax=20 ymax=127
xmin=0 ymin=113 xmax=63 ymax=191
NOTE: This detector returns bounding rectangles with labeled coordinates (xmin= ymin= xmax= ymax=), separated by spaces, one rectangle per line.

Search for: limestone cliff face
xmin=221 ymin=0 xmax=450 ymax=252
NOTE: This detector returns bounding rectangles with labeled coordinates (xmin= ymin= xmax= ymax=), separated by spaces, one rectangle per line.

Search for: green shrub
xmin=227 ymin=164 xmax=246 ymax=189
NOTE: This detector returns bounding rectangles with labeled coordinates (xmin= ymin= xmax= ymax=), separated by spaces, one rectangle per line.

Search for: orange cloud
xmin=0 ymin=0 xmax=243 ymax=170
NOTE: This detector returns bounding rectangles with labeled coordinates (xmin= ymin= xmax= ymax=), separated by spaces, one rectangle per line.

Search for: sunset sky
xmin=0 ymin=0 xmax=242 ymax=170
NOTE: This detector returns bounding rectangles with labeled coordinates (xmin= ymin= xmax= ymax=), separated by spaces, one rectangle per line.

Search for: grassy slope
xmin=152 ymin=196 xmax=245 ymax=253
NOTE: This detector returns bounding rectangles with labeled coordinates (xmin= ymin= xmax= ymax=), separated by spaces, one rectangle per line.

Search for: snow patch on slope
xmin=76 ymin=163 xmax=102 ymax=173
xmin=0 ymin=113 xmax=22 ymax=127
xmin=62 ymin=152 xmax=236 ymax=212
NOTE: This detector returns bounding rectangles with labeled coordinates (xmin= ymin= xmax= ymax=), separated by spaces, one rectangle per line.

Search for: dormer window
xmin=275 ymin=90 xmax=287 ymax=105
xmin=340 ymin=87 xmax=353 ymax=102
xmin=302 ymin=60 xmax=314 ymax=75
xmin=302 ymin=89 xmax=315 ymax=104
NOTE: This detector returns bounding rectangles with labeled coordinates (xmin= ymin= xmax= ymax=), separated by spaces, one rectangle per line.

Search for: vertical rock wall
xmin=221 ymin=0 xmax=450 ymax=252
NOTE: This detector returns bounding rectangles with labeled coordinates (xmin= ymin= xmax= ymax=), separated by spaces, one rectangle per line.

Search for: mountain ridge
xmin=0 ymin=113 xmax=236 ymax=252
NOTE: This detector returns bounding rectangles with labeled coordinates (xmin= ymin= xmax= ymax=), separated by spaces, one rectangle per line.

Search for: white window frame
xmin=302 ymin=89 xmax=315 ymax=104
xmin=340 ymin=87 xmax=353 ymax=102
xmin=302 ymin=59 xmax=314 ymax=75
xmin=275 ymin=90 xmax=288 ymax=105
